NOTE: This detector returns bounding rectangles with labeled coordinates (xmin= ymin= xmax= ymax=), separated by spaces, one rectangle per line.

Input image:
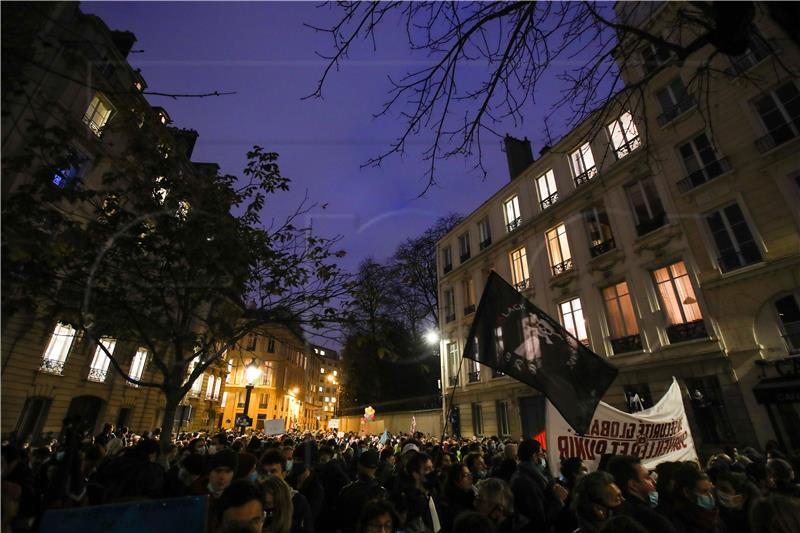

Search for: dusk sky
xmin=84 ymin=2 xmax=578 ymax=272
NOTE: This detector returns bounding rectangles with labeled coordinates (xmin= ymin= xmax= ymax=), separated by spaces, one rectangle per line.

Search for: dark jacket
xmin=391 ymin=473 xmax=441 ymax=532
xmin=669 ymin=500 xmax=727 ymax=533
xmin=510 ymin=461 xmax=562 ymax=532
xmin=292 ymin=489 xmax=315 ymax=533
xmin=440 ymin=486 xmax=474 ymax=533
xmin=338 ymin=474 xmax=387 ymax=533
xmin=616 ymin=493 xmax=678 ymax=533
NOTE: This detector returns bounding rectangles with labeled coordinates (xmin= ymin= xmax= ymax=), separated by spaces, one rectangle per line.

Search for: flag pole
xmin=440 ymin=349 xmax=467 ymax=442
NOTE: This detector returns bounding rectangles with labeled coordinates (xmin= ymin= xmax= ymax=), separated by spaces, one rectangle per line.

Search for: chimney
xmin=504 ymin=135 xmax=534 ymax=180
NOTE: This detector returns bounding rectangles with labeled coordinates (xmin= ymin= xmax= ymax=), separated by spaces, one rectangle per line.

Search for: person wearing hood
xmin=338 ymin=449 xmax=387 ymax=533
xmin=607 ymin=455 xmax=677 ymax=533
xmin=510 ymin=439 xmax=566 ymax=531
xmin=669 ymin=463 xmax=725 ymax=533
xmin=192 ymin=448 xmax=239 ymax=501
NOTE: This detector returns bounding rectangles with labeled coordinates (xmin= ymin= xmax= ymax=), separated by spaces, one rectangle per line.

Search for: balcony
xmin=755 ymin=122 xmax=800 ymax=153
xmin=718 ymin=244 xmax=762 ymax=273
xmin=677 ymin=157 xmax=731 ymax=193
xmin=479 ymin=238 xmax=492 ymax=250
xmin=540 ymin=192 xmax=559 ymax=210
xmin=87 ymin=368 xmax=108 ymax=383
xmin=443 ymin=263 xmax=453 ymax=274
xmin=460 ymin=252 xmax=471 ymax=263
xmin=39 ymin=359 xmax=65 ymax=375
xmin=613 ymin=136 xmax=642 ymax=159
xmin=574 ymin=166 xmax=598 ymax=187
xmin=514 ymin=279 xmax=531 ymax=292
xmin=635 ymin=212 xmax=667 ymax=236
xmin=610 ymin=334 xmax=643 ymax=355
xmin=589 ymin=238 xmax=616 ymax=258
xmin=448 ymin=376 xmax=459 ymax=387
xmin=551 ymin=258 xmax=574 ymax=276
xmin=445 ymin=313 xmax=456 ymax=323
xmin=657 ymin=97 xmax=695 ymax=126
xmin=506 ymin=217 xmax=521 ymax=233
xmin=666 ymin=319 xmax=707 ymax=343
xmin=492 ymin=368 xmax=505 ymax=378
xmin=463 ymin=304 xmax=476 ymax=316
xmin=468 ymin=371 xmax=481 ymax=383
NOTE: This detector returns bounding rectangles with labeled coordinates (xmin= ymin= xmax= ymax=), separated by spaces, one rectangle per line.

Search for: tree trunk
xmin=160 ymin=391 xmax=180 ymax=457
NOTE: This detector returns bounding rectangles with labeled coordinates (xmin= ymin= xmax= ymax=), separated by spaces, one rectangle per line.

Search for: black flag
xmin=463 ymin=271 xmax=618 ymax=435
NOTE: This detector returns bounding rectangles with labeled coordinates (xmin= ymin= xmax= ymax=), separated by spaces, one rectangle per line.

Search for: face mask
xmin=286 ymin=460 xmax=294 ymax=471
xmin=696 ymin=494 xmax=715 ymax=510
xmin=207 ymin=445 xmax=217 ymax=455
xmin=717 ymin=492 xmax=743 ymax=510
xmin=648 ymin=491 xmax=659 ymax=507
xmin=248 ymin=471 xmax=259 ymax=484
xmin=475 ymin=470 xmax=487 ymax=480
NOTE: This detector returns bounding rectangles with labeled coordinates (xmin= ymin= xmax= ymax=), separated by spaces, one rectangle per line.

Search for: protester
xmin=510 ymin=439 xmax=566 ymax=530
xmin=338 ymin=449 xmax=387 ymax=533
xmin=749 ymin=493 xmax=800 ymax=533
xmin=670 ymin=463 xmax=725 ymax=533
xmin=606 ymin=455 xmax=677 ymax=533
xmin=440 ymin=463 xmax=475 ymax=532
xmin=571 ymin=471 xmax=625 ymax=533
xmin=357 ymin=499 xmax=397 ymax=533
xmin=262 ymin=448 xmax=314 ymax=533
xmin=263 ymin=475 xmax=295 ymax=533
xmin=217 ymin=480 xmax=267 ymax=533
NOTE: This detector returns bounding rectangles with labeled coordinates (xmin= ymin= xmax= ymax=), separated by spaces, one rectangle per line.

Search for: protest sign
xmin=328 ymin=418 xmax=340 ymax=429
xmin=546 ymin=378 xmax=697 ymax=476
xmin=263 ymin=418 xmax=285 ymax=436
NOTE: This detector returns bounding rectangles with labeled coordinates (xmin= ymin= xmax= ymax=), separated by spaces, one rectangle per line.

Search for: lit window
xmin=333 ymin=370 xmax=337 ymax=376
xmin=40 ymin=323 xmax=77 ymax=374
xmin=607 ymin=111 xmax=641 ymax=159
xmin=88 ymin=337 xmax=117 ymax=382
xmin=83 ymin=93 xmax=114 ymax=137
xmin=221 ymin=391 xmax=228 ymax=407
xmin=653 ymin=261 xmax=703 ymax=325
xmin=320 ymin=350 xmax=326 ymax=356
xmin=128 ymin=348 xmax=148 ymax=385
xmin=509 ymin=247 xmax=530 ymax=291
xmin=226 ymin=360 xmax=233 ymax=383
xmin=206 ymin=375 xmax=216 ymax=399
xmin=560 ymin=297 xmax=588 ymax=344
xmin=213 ymin=377 xmax=222 ymax=400
xmin=583 ymin=205 xmax=615 ymax=257
xmin=504 ymin=196 xmax=521 ymax=232
xmin=536 ymin=170 xmax=558 ymax=209
xmin=546 ymin=223 xmax=573 ymax=276
xmin=325 ymin=397 xmax=330 ymax=403
xmin=321 ymin=368 xmax=325 ymax=374
xmin=447 ymin=342 xmax=459 ymax=385
xmin=318 ymin=386 xmax=323 ymax=392
xmin=330 ymin=397 xmax=336 ymax=403
xmin=570 ymin=142 xmax=597 ymax=186
xmin=603 ymin=282 xmax=639 ymax=339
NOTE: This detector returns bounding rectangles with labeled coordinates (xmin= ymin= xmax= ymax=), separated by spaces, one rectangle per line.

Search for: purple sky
xmin=84 ymin=2 xmax=573 ymax=272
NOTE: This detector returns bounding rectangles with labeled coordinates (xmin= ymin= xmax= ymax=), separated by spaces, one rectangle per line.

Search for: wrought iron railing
xmin=574 ymin=166 xmax=598 ymax=187
xmin=610 ymin=334 xmax=643 ymax=355
xmin=39 ymin=359 xmax=65 ymax=375
xmin=666 ymin=320 xmax=707 ymax=343
xmin=676 ymin=157 xmax=731 ymax=193
xmin=479 ymin=238 xmax=492 ymax=250
xmin=448 ymin=376 xmax=459 ymax=387
xmin=445 ymin=313 xmax=456 ymax=323
xmin=540 ymin=192 xmax=559 ymax=210
xmin=589 ymin=239 xmax=616 ymax=258
xmin=464 ymin=304 xmax=476 ymax=315
xmin=613 ymin=136 xmax=642 ymax=159
xmin=468 ymin=371 xmax=481 ymax=383
xmin=551 ymin=258 xmax=574 ymax=276
xmin=506 ymin=217 xmax=521 ymax=233
xmin=718 ymin=244 xmax=762 ymax=273
xmin=460 ymin=252 xmax=471 ymax=263
xmin=514 ymin=279 xmax=530 ymax=291
xmin=755 ymin=122 xmax=800 ymax=153
xmin=635 ymin=212 xmax=667 ymax=236
xmin=443 ymin=263 xmax=453 ymax=274
xmin=657 ymin=96 xmax=695 ymax=126
xmin=87 ymin=368 xmax=108 ymax=382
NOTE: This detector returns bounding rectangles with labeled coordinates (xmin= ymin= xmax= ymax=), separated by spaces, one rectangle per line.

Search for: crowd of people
xmin=2 ymin=422 xmax=799 ymax=533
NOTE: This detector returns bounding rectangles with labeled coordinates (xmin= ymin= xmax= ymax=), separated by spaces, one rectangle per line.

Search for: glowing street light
xmin=424 ymin=330 xmax=440 ymax=346
xmin=240 ymin=359 xmax=261 ymax=435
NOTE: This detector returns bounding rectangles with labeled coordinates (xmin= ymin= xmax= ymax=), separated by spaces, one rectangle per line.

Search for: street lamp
xmin=240 ymin=359 xmax=261 ymax=435
xmin=424 ymin=329 xmax=440 ymax=346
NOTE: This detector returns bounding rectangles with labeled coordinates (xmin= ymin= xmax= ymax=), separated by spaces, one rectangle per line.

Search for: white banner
xmin=263 ymin=418 xmax=286 ymax=436
xmin=546 ymin=378 xmax=697 ymax=476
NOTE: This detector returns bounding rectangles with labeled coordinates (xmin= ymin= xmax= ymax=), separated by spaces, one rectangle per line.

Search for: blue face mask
xmin=648 ymin=491 xmax=659 ymax=507
xmin=696 ymin=494 xmax=715 ymax=510
xmin=286 ymin=460 xmax=294 ymax=472
xmin=248 ymin=471 xmax=259 ymax=484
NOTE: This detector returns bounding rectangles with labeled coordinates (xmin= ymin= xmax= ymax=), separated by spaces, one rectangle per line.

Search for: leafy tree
xmin=308 ymin=1 xmax=799 ymax=189
xmin=2 ymin=106 xmax=350 ymax=452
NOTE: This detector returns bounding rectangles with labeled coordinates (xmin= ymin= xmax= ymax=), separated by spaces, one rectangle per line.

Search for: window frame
xmin=535 ymin=169 xmax=559 ymax=209
xmin=559 ymin=297 xmax=589 ymax=345
xmin=504 ymin=195 xmax=522 ymax=232
xmin=478 ymin=217 xmax=492 ymax=249
xmin=704 ymin=202 xmax=763 ymax=273
xmin=82 ymin=93 xmax=115 ymax=137
xmin=509 ymin=246 xmax=530 ymax=291
xmin=546 ymin=223 xmax=573 ymax=276
xmin=458 ymin=232 xmax=471 ymax=262
xmin=625 ymin=177 xmax=667 ymax=235
xmin=570 ymin=142 xmax=597 ymax=186
xmin=87 ymin=337 xmax=116 ymax=382
xmin=607 ymin=111 xmax=642 ymax=159
xmin=652 ymin=260 xmax=704 ymax=326
xmin=40 ymin=323 xmax=77 ymax=374
xmin=128 ymin=348 xmax=148 ymax=386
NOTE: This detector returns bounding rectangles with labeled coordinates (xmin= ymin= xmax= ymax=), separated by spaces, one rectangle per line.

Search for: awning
xmin=753 ymin=377 xmax=800 ymax=404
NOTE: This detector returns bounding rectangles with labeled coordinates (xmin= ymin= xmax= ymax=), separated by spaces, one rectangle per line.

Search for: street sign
xmin=235 ymin=414 xmax=253 ymax=427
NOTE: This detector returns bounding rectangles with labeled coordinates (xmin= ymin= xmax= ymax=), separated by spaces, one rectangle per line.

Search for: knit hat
xmin=207 ymin=448 xmax=238 ymax=473
xmin=358 ymin=449 xmax=379 ymax=469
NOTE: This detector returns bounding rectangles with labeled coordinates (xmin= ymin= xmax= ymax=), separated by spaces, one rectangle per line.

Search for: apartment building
xmin=1 ymin=3 xmax=227 ymax=440
xmin=312 ymin=346 xmax=342 ymax=429
xmin=221 ymin=326 xmax=323 ymax=432
xmin=437 ymin=3 xmax=800 ymax=452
